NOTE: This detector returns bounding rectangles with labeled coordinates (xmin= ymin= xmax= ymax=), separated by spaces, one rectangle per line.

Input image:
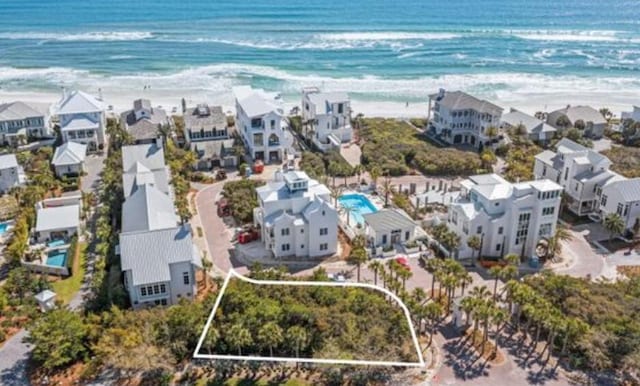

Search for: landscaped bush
xmin=221 ymin=179 xmax=265 ymax=223
xmin=359 ymin=118 xmax=481 ymax=176
xmin=602 ymin=146 xmax=640 ymax=178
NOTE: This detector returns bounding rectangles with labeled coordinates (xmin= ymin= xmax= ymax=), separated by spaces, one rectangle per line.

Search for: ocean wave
xmin=0 ymin=31 xmax=154 ymax=42
xmin=318 ymin=32 xmax=460 ymax=41
xmin=509 ymin=29 xmax=621 ymax=42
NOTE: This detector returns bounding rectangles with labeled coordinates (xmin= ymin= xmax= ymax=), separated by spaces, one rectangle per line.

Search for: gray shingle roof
xmin=552 ymin=105 xmax=606 ymax=125
xmin=430 ymin=90 xmax=503 ymax=116
xmin=122 ymin=184 xmax=178 ymax=233
xmin=120 ymin=225 xmax=195 ymax=286
xmin=184 ymin=104 xmax=226 ymax=130
xmin=363 ymin=209 xmax=417 ymax=233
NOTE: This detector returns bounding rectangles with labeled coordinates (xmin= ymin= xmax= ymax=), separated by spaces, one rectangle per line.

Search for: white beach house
xmin=546 ymin=105 xmax=606 ymax=139
xmin=183 ymin=103 xmax=236 ymax=169
xmin=0 ymin=101 xmax=54 ymax=145
xmin=52 ymin=141 xmax=87 ymax=178
xmin=118 ymin=143 xmax=200 ymax=309
xmin=54 ymin=90 xmax=106 ymax=151
xmin=362 ymin=208 xmax=421 ymax=249
xmin=0 ymin=154 xmax=25 ymax=194
xmin=120 ymin=98 xmax=170 ymax=144
xmin=33 ymin=196 xmax=81 ymax=243
xmin=446 ymin=174 xmax=562 ymax=260
xmin=301 ymin=87 xmax=352 ymax=152
xmin=427 ymin=88 xmax=503 ymax=149
xmin=254 ymin=170 xmax=338 ymax=259
xmin=233 ymin=85 xmax=293 ymax=163
xmin=501 ymin=109 xmax=557 ymax=145
xmin=533 ymin=138 xmax=624 ymax=216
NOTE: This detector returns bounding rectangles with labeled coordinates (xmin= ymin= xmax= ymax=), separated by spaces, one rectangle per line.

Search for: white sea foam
xmin=0 ymin=31 xmax=154 ymax=42
xmin=510 ymin=29 xmax=620 ymax=42
xmin=1 ymin=64 xmax=639 ymax=117
xmin=319 ymin=32 xmax=460 ymax=41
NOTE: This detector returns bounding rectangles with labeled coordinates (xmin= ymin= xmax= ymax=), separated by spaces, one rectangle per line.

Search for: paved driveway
xmin=0 ymin=330 xmax=31 ymax=386
xmin=81 ymin=153 xmax=106 ymax=194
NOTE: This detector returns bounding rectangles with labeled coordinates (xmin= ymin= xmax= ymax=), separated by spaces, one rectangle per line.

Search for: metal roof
xmin=604 ymin=178 xmax=640 ymax=202
xmin=0 ymin=154 xmax=18 ymax=169
xmin=52 ymin=142 xmax=86 ymax=166
xmin=122 ymin=143 xmax=166 ymax=171
xmin=119 ymin=225 xmax=195 ymax=286
xmin=35 ymin=204 xmax=80 ymax=232
xmin=429 ymin=90 xmax=503 ymax=116
xmin=184 ymin=104 xmax=226 ymax=130
xmin=121 ymin=184 xmax=178 ymax=233
xmin=363 ymin=209 xmax=417 ymax=233
xmin=0 ymin=101 xmax=49 ymax=121
xmin=56 ymin=90 xmax=103 ymax=115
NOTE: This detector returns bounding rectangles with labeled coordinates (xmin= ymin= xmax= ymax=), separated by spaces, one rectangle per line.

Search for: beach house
xmin=33 ymin=196 xmax=81 ymax=244
xmin=533 ymin=138 xmax=623 ymax=216
xmin=51 ymin=142 xmax=87 ymax=178
xmin=0 ymin=154 xmax=25 ymax=194
xmin=598 ymin=179 xmax=640 ymax=232
xmin=546 ymin=105 xmax=606 ymax=139
xmin=427 ymin=88 xmax=503 ymax=149
xmin=121 ymin=142 xmax=171 ymax=198
xmin=446 ymin=174 xmax=562 ymax=260
xmin=54 ymin=90 xmax=106 ymax=151
xmin=183 ymin=104 xmax=236 ymax=169
xmin=233 ymin=85 xmax=293 ymax=163
xmin=120 ymin=99 xmax=170 ymax=144
xmin=621 ymin=106 xmax=640 ymax=122
xmin=501 ymin=109 xmax=557 ymax=145
xmin=301 ymin=87 xmax=352 ymax=152
xmin=254 ymin=170 xmax=338 ymax=259
xmin=362 ymin=208 xmax=421 ymax=250
xmin=0 ymin=101 xmax=53 ymax=145
xmin=118 ymin=144 xmax=200 ymax=309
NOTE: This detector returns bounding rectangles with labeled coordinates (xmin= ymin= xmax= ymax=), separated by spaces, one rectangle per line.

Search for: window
xmin=320 ymin=227 xmax=328 ymax=236
xmin=382 ymin=235 xmax=388 ymax=244
xmin=281 ymin=228 xmax=290 ymax=236
xmin=301 ymin=244 xmax=304 ymax=249
xmin=496 ymin=244 xmax=501 ymax=252
xmin=624 ymin=204 xmax=630 ymax=216
xmin=322 ymin=210 xmax=325 ymax=216
xmin=183 ymin=272 xmax=190 ymax=285
xmin=476 ymin=226 xmax=482 ymax=234
xmin=574 ymin=183 xmax=579 ymax=192
xmin=320 ymin=243 xmax=328 ymax=251
xmin=281 ymin=243 xmax=290 ymax=252
xmin=564 ymin=168 xmax=569 ymax=181
xmin=617 ymin=203 xmax=623 ymax=216
xmin=539 ymin=223 xmax=553 ymax=237
xmin=542 ymin=207 xmax=555 ymax=216
xmin=141 ymin=287 xmax=147 ymax=296
xmin=300 ymin=229 xmax=304 ymax=234
xmin=160 ymin=284 xmax=166 ymax=293
xmin=451 ymin=211 xmax=458 ymax=225
xmin=338 ymin=103 xmax=344 ymax=114
xmin=405 ymin=231 xmax=410 ymax=241
xmin=153 ymin=284 xmax=159 ymax=294
xmin=515 ymin=212 xmax=531 ymax=245
xmin=498 ymin=226 xmax=503 ymax=235
xmin=601 ymin=195 xmax=608 ymax=206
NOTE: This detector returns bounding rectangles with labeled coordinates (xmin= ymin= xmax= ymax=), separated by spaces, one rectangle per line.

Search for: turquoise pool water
xmin=46 ymin=249 xmax=68 ymax=267
xmin=338 ymin=194 xmax=378 ymax=226
xmin=47 ymin=239 xmax=65 ymax=248
xmin=0 ymin=222 xmax=8 ymax=235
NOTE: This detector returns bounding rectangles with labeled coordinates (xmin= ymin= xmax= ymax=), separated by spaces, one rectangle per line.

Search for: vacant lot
xmin=359 ymin=118 xmax=481 ymax=176
xmin=602 ymin=146 xmax=640 ymax=178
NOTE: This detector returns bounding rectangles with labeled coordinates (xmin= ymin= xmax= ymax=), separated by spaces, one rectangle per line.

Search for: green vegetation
xmin=165 ymin=139 xmax=197 ymax=222
xmin=602 ymin=146 xmax=640 ymax=178
xmin=200 ymin=267 xmax=418 ymax=363
xmin=502 ymin=137 xmax=542 ymax=182
xmin=221 ymin=179 xmax=265 ymax=223
xmin=299 ymin=150 xmax=353 ymax=182
xmin=359 ymin=118 xmax=481 ymax=176
xmin=51 ymin=240 xmax=87 ymax=304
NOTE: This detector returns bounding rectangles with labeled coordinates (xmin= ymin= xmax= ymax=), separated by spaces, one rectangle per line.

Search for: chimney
xmin=438 ymin=88 xmax=445 ymax=99
xmin=61 ymin=87 xmax=68 ymax=101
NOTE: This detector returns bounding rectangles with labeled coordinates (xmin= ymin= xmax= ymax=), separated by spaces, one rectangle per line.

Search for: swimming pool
xmin=48 ymin=239 xmax=65 ymax=248
xmin=0 ymin=222 xmax=9 ymax=235
xmin=46 ymin=249 xmax=68 ymax=267
xmin=338 ymin=194 xmax=378 ymax=225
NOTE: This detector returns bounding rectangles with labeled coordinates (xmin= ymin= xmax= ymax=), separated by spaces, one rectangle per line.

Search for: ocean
xmin=1 ymin=0 xmax=639 ymax=116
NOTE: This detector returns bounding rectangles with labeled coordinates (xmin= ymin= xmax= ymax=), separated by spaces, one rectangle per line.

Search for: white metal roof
xmin=35 ymin=205 xmax=80 ymax=232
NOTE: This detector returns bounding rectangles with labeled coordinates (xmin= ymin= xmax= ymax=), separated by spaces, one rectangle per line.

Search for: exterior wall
xmin=0 ymin=166 xmax=21 ymax=193
xmin=302 ymin=92 xmax=352 ymax=149
xmin=0 ymin=112 xmax=52 ymax=139
xmin=306 ymin=204 xmax=338 ymax=257
xmin=429 ymin=98 xmax=502 ymax=149
xmin=125 ymin=261 xmax=196 ymax=309
xmin=236 ymin=104 xmax=286 ymax=162
xmin=54 ymin=162 xmax=84 ymax=178
xmin=35 ymin=226 xmax=78 ymax=243
xmin=168 ymin=261 xmax=197 ymax=304
xmin=598 ymin=188 xmax=640 ymax=231
xmin=448 ymin=186 xmax=561 ymax=260
xmin=184 ymin=125 xmax=229 ymax=145
xmin=60 ymin=111 xmax=107 ymax=149
xmin=367 ymin=225 xmax=414 ymax=248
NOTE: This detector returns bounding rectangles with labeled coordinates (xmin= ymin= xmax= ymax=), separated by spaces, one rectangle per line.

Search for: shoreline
xmin=0 ymin=88 xmax=635 ymax=119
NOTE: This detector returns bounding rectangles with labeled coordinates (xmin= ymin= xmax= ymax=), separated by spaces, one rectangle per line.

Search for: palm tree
xmin=397 ymin=267 xmax=413 ymax=291
xmin=468 ymin=286 xmax=491 ymax=335
xmin=466 ymin=235 xmax=482 ymax=263
xmin=599 ymin=107 xmax=613 ymax=122
xmin=424 ymin=301 xmax=443 ymax=347
xmin=486 ymin=126 xmax=499 ymax=142
xmin=603 ymin=212 xmax=625 ymax=242
xmin=425 ymin=258 xmax=443 ymax=298
xmin=381 ymin=174 xmax=393 ymax=207
xmin=257 ymin=322 xmax=284 ymax=357
xmin=329 ymin=185 xmax=343 ymax=207
xmin=491 ymin=306 xmax=508 ymax=356
xmin=201 ymin=254 xmax=213 ymax=288
xmin=369 ymin=166 xmax=381 ymax=190
xmin=574 ymin=119 xmax=586 ymax=131
xmin=328 ymin=162 xmax=341 ymax=188
xmin=555 ymin=115 xmax=572 ymax=131
xmin=227 ymin=323 xmax=252 ymax=355
xmin=459 ymin=272 xmax=473 ymax=297
xmin=347 ymin=246 xmax=368 ymax=282
xmin=368 ymin=260 xmax=383 ymax=286
xmin=286 ymin=326 xmax=308 ymax=361
xmin=546 ymin=225 xmax=573 ymax=260
xmin=341 ymin=203 xmax=356 ymax=227
xmin=489 ymin=253 xmax=519 ymax=300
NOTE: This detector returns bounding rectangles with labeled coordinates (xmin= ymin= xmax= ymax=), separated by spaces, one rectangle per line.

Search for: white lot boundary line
xmin=194 ymin=269 xmax=425 ymax=367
